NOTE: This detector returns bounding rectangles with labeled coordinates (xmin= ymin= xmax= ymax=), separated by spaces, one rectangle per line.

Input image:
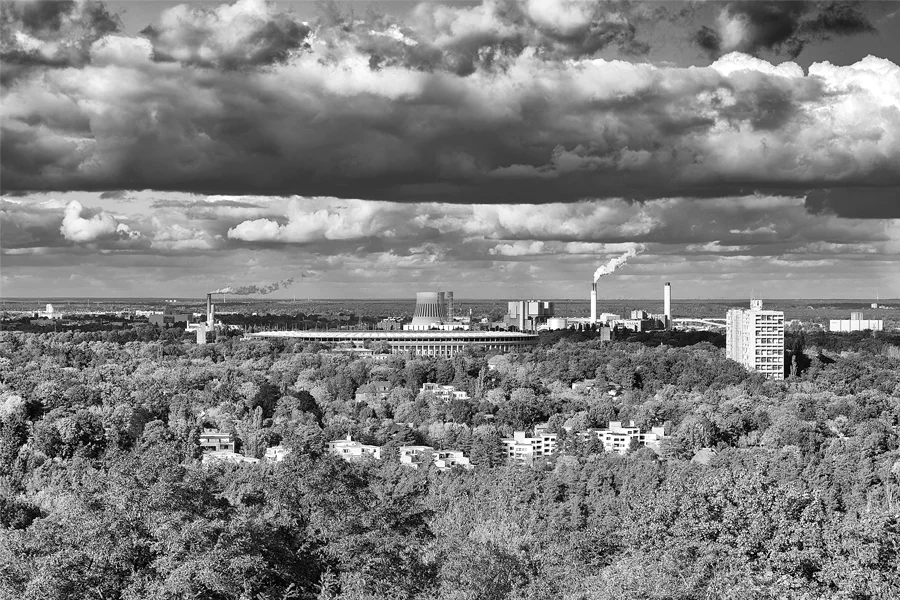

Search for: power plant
xmin=406 ymin=291 xmax=464 ymax=331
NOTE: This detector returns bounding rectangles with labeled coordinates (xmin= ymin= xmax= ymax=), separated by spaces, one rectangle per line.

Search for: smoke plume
xmin=592 ymin=246 xmax=644 ymax=283
xmin=212 ymin=277 xmax=295 ymax=295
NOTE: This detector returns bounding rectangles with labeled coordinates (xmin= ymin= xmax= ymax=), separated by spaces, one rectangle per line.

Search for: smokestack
xmin=664 ymin=282 xmax=671 ymax=330
xmin=590 ymin=282 xmax=597 ymax=324
xmin=206 ymin=293 xmax=216 ymax=330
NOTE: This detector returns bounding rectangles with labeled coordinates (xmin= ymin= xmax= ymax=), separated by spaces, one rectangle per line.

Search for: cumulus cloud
xmin=140 ymin=0 xmax=310 ymax=69
xmin=59 ymin=199 xmax=120 ymax=242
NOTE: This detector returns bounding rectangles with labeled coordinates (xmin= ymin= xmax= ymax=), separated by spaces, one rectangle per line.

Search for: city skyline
xmin=2 ymin=0 xmax=900 ymax=298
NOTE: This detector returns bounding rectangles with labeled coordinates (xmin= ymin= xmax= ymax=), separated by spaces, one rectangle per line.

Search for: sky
xmin=1 ymin=0 xmax=899 ymax=300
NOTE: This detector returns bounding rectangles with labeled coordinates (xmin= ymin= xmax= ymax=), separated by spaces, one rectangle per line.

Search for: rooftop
xmin=247 ymin=330 xmax=537 ymax=340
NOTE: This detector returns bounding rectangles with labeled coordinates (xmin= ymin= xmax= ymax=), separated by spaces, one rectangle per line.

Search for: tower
xmin=664 ymin=282 xmax=671 ymax=330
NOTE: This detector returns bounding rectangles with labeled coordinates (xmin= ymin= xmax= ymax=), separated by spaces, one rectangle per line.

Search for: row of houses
xmin=325 ymin=435 xmax=472 ymax=471
xmin=199 ymin=428 xmax=291 ymax=466
xmin=199 ymin=416 xmax=667 ymax=469
xmin=501 ymin=421 xmax=667 ymax=466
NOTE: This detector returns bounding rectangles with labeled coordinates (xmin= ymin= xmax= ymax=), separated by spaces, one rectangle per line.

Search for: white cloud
xmin=59 ymin=200 xmax=120 ymax=242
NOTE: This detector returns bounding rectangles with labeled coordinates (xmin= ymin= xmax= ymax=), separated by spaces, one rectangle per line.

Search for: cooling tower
xmin=411 ymin=292 xmax=447 ymax=328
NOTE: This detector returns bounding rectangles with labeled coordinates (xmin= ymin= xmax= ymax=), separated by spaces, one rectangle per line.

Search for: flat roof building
xmin=726 ymin=299 xmax=784 ymax=380
xmin=199 ymin=429 xmax=236 ymax=453
xmin=829 ymin=312 xmax=884 ymax=332
xmin=502 ymin=425 xmax=558 ymax=466
xmin=246 ymin=330 xmax=538 ymax=358
xmin=327 ymin=434 xmax=381 ymax=461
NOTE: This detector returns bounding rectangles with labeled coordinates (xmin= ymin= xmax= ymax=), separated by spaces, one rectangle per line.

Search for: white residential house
xmin=432 ymin=449 xmax=472 ymax=470
xmin=327 ymin=434 xmax=382 ymax=461
xmin=502 ymin=426 xmax=558 ymax=465
xmin=420 ymin=383 xmax=470 ymax=402
xmin=399 ymin=446 xmax=473 ymax=470
xmin=264 ymin=445 xmax=292 ymax=463
xmin=199 ymin=429 xmax=236 ymax=453
xmin=399 ymin=445 xmax=435 ymax=468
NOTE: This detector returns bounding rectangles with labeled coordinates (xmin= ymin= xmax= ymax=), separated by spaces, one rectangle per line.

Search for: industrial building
xmin=829 ymin=312 xmax=884 ymax=332
xmin=246 ymin=330 xmax=537 ymax=357
xmin=34 ymin=304 xmax=63 ymax=320
xmin=148 ymin=310 xmax=190 ymax=327
xmin=504 ymin=300 xmax=554 ymax=332
xmin=405 ymin=291 xmax=465 ymax=331
xmin=726 ymin=300 xmax=785 ymax=380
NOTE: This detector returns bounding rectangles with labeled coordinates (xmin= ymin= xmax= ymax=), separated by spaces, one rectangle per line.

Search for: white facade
xmin=199 ymin=429 xmax=236 ymax=453
xmin=264 ymin=445 xmax=292 ymax=462
xmin=726 ymin=300 xmax=784 ymax=380
xmin=36 ymin=303 xmax=63 ymax=320
xmin=399 ymin=446 xmax=473 ymax=470
xmin=327 ymin=435 xmax=382 ymax=461
xmin=420 ymin=383 xmax=470 ymax=402
xmin=830 ymin=312 xmax=883 ymax=332
xmin=581 ymin=421 xmax=666 ymax=455
xmin=664 ymin=282 xmax=672 ymax=329
xmin=502 ymin=427 xmax=558 ymax=465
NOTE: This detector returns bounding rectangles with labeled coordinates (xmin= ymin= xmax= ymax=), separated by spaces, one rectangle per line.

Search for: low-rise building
xmin=199 ymin=429 xmax=236 ymax=453
xmin=502 ymin=426 xmax=558 ymax=465
xmin=420 ymin=383 xmax=470 ymax=402
xmin=355 ymin=381 xmax=392 ymax=403
xmin=264 ymin=445 xmax=292 ymax=463
xmin=432 ymin=450 xmax=472 ymax=470
xmin=399 ymin=446 xmax=473 ymax=470
xmin=327 ymin=434 xmax=381 ymax=461
xmin=829 ymin=312 xmax=884 ymax=332
xmin=579 ymin=421 xmax=666 ymax=455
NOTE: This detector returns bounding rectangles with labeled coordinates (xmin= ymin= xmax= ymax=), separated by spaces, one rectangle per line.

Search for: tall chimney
xmin=664 ymin=282 xmax=671 ymax=330
xmin=206 ymin=293 xmax=214 ymax=329
xmin=590 ymin=282 xmax=597 ymax=324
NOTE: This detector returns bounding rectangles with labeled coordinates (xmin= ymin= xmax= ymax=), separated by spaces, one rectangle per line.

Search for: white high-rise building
xmin=726 ymin=299 xmax=785 ymax=380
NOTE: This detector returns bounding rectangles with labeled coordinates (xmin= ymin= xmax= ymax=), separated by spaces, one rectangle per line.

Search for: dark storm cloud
xmin=315 ymin=0 xmax=653 ymax=77
xmin=0 ymin=0 xmax=120 ymax=83
xmin=805 ymin=188 xmax=900 ymax=219
xmin=694 ymin=1 xmax=875 ymax=58
xmin=1 ymin=1 xmax=897 ymax=206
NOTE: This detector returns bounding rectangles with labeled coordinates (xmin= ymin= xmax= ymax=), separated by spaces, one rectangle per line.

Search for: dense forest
xmin=0 ymin=327 xmax=898 ymax=599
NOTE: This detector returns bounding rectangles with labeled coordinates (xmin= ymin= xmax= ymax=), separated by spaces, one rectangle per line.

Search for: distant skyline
xmin=2 ymin=0 xmax=899 ymax=298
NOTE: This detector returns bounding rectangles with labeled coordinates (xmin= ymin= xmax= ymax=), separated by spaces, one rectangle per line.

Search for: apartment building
xmin=502 ymin=426 xmax=558 ymax=465
xmin=726 ymin=299 xmax=785 ymax=380
xmin=580 ymin=421 xmax=666 ymax=455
